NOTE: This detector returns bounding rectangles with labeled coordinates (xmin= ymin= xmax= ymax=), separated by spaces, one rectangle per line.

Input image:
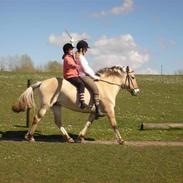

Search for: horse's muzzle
xmin=131 ymin=88 xmax=140 ymax=96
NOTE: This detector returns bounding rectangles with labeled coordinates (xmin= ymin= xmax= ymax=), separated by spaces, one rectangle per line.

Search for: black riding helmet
xmin=63 ymin=43 xmax=74 ymax=54
xmin=76 ymin=40 xmax=90 ymax=50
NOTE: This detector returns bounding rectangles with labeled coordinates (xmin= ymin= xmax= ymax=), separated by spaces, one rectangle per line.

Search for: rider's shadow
xmin=0 ymin=130 xmax=95 ymax=142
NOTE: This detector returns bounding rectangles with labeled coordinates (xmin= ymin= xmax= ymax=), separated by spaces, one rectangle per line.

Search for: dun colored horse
xmin=12 ymin=66 xmax=140 ymax=144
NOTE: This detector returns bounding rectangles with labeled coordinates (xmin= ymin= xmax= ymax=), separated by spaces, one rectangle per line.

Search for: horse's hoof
xmin=67 ymin=137 xmax=75 ymax=143
xmin=117 ymin=139 xmax=125 ymax=145
xmin=25 ymin=133 xmax=35 ymax=142
xmin=78 ymin=135 xmax=86 ymax=143
xmin=80 ymin=138 xmax=86 ymax=144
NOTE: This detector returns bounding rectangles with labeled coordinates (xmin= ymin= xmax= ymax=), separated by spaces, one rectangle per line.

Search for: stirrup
xmin=95 ymin=111 xmax=105 ymax=119
xmin=79 ymin=102 xmax=87 ymax=109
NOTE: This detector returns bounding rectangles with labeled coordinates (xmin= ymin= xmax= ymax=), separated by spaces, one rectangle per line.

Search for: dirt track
xmin=1 ymin=134 xmax=183 ymax=147
xmin=83 ymin=140 xmax=183 ymax=147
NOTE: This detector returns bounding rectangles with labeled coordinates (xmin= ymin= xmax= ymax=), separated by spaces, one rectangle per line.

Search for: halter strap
xmin=99 ymin=79 xmax=121 ymax=87
xmin=99 ymin=71 xmax=136 ymax=90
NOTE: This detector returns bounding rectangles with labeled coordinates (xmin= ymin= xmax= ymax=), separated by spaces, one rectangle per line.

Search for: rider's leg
xmin=67 ymin=77 xmax=86 ymax=109
xmin=80 ymin=76 xmax=105 ymax=118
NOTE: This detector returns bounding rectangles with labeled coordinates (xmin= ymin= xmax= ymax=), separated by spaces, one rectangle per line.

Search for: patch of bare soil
xmin=83 ymin=140 xmax=183 ymax=147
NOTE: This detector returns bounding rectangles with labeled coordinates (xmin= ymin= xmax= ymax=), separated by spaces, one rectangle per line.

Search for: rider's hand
xmin=94 ymin=76 xmax=100 ymax=81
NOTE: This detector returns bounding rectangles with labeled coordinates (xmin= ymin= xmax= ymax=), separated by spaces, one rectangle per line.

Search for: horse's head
xmin=96 ymin=65 xmax=140 ymax=96
xmin=122 ymin=66 xmax=140 ymax=96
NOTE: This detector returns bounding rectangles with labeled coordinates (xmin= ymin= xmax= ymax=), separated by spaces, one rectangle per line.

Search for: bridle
xmin=124 ymin=71 xmax=136 ymax=90
xmin=99 ymin=71 xmax=136 ymax=90
xmin=98 ymin=67 xmax=139 ymax=95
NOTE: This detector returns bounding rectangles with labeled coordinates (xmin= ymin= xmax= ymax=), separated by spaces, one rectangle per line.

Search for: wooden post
xmin=161 ymin=64 xmax=163 ymax=76
xmin=26 ymin=79 xmax=31 ymax=128
xmin=141 ymin=123 xmax=183 ymax=130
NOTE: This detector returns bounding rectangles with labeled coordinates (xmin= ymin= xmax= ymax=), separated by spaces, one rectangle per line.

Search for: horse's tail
xmin=12 ymin=81 xmax=42 ymax=113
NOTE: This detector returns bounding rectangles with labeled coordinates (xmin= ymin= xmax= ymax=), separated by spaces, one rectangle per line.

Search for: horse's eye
xmin=131 ymin=76 xmax=135 ymax=79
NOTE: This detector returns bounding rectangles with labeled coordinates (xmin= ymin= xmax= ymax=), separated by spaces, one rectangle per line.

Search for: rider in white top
xmin=78 ymin=54 xmax=100 ymax=80
xmin=75 ymin=40 xmax=105 ymax=118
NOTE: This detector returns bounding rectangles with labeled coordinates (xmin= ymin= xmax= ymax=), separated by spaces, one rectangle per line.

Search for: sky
xmin=0 ymin=0 xmax=183 ymax=74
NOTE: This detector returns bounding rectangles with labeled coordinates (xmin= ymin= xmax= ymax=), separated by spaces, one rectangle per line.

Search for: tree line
xmin=0 ymin=54 xmax=183 ymax=74
xmin=0 ymin=54 xmax=63 ymax=73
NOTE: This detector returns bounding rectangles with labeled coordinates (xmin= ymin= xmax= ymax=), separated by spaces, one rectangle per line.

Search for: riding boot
xmin=95 ymin=104 xmax=105 ymax=118
xmin=80 ymin=100 xmax=87 ymax=109
xmin=79 ymin=93 xmax=86 ymax=109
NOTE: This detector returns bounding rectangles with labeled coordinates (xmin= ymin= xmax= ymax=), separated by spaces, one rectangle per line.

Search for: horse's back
xmin=60 ymin=79 xmax=92 ymax=107
xmin=39 ymin=77 xmax=92 ymax=108
xmin=38 ymin=77 xmax=62 ymax=106
xmin=40 ymin=77 xmax=62 ymax=93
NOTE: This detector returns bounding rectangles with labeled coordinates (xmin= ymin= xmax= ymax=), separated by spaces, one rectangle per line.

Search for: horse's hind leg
xmin=51 ymin=104 xmax=74 ymax=143
xmin=25 ymin=104 xmax=48 ymax=142
xmin=78 ymin=113 xmax=96 ymax=143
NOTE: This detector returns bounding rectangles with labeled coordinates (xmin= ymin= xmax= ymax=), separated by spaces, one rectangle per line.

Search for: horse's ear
xmin=96 ymin=72 xmax=101 ymax=76
xmin=126 ymin=66 xmax=129 ymax=73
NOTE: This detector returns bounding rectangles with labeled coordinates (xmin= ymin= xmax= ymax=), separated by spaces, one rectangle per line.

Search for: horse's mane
xmin=96 ymin=65 xmax=126 ymax=77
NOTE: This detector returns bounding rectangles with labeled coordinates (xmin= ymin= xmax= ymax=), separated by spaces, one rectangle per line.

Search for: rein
xmin=99 ymin=79 xmax=121 ymax=87
xmin=99 ymin=71 xmax=136 ymax=90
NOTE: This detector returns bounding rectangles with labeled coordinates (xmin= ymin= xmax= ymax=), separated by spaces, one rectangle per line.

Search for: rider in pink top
xmin=62 ymin=43 xmax=86 ymax=109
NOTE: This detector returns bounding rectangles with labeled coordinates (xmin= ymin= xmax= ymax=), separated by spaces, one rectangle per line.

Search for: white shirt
xmin=79 ymin=54 xmax=100 ymax=80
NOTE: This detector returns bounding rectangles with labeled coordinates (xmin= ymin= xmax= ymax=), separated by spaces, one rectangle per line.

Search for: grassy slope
xmin=0 ymin=72 xmax=183 ymax=183
xmin=0 ymin=142 xmax=182 ymax=183
xmin=0 ymin=72 xmax=182 ymax=141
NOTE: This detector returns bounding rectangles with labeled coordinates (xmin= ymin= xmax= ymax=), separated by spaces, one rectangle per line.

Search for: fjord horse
xmin=12 ymin=66 xmax=140 ymax=144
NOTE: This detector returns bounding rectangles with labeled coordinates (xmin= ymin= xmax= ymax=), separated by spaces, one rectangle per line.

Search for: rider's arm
xmin=65 ymin=56 xmax=78 ymax=69
xmin=79 ymin=55 xmax=100 ymax=80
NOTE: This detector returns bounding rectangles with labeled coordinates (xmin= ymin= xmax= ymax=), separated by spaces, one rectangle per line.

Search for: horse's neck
xmin=99 ymin=76 xmax=121 ymax=103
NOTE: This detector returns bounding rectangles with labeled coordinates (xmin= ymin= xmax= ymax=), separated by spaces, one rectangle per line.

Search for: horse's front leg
xmin=78 ymin=113 xmax=96 ymax=143
xmin=106 ymin=107 xmax=124 ymax=144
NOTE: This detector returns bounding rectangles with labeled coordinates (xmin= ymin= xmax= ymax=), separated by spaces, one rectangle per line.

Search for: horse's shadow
xmin=0 ymin=130 xmax=95 ymax=143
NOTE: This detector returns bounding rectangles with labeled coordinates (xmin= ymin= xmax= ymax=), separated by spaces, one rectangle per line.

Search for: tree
xmin=0 ymin=54 xmax=63 ymax=73
xmin=175 ymin=69 xmax=183 ymax=75
xmin=44 ymin=60 xmax=63 ymax=72
xmin=15 ymin=54 xmax=35 ymax=72
xmin=0 ymin=55 xmax=19 ymax=71
xmin=0 ymin=57 xmax=5 ymax=71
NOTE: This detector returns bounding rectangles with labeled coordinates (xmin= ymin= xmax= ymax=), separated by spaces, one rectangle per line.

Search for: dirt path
xmin=1 ymin=134 xmax=183 ymax=146
xmin=83 ymin=140 xmax=183 ymax=147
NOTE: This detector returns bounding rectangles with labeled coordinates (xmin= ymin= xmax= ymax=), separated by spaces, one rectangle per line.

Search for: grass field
xmin=0 ymin=72 xmax=183 ymax=183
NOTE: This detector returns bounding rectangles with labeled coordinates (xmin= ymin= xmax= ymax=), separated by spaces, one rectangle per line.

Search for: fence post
xmin=26 ymin=79 xmax=31 ymax=128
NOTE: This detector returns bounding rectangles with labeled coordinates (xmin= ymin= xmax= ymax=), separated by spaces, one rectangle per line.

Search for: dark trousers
xmin=67 ymin=77 xmax=85 ymax=94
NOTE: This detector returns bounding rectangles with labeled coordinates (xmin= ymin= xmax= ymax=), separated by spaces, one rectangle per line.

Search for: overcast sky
xmin=1 ymin=0 xmax=183 ymax=74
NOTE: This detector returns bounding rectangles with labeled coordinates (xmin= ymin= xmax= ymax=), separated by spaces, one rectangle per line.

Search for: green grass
xmin=1 ymin=72 xmax=182 ymax=141
xmin=0 ymin=142 xmax=182 ymax=183
xmin=0 ymin=72 xmax=183 ymax=183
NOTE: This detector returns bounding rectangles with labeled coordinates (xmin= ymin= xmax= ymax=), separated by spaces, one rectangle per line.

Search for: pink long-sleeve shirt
xmin=63 ymin=54 xmax=79 ymax=79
